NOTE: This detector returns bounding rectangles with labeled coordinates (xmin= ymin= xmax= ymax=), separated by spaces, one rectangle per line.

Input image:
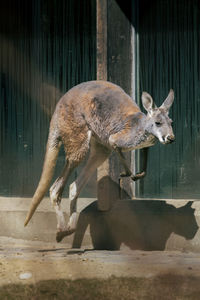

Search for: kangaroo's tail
xmin=24 ymin=128 xmax=61 ymax=226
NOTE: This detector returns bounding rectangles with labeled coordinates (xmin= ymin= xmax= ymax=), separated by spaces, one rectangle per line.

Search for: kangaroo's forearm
xmin=140 ymin=147 xmax=148 ymax=174
xmin=116 ymin=146 xmax=148 ymax=181
xmin=116 ymin=147 xmax=133 ymax=177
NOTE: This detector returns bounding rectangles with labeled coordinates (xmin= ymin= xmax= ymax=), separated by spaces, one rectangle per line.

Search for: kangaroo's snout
xmin=166 ymin=134 xmax=175 ymax=144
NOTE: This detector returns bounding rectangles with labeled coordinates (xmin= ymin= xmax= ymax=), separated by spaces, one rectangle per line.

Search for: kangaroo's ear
xmin=142 ymin=92 xmax=157 ymax=114
xmin=160 ymin=89 xmax=174 ymax=112
xmin=178 ymin=201 xmax=195 ymax=213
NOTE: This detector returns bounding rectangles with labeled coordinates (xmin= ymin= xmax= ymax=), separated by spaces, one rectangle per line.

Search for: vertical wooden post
xmin=96 ymin=0 xmax=107 ymax=81
xmin=96 ymin=0 xmax=112 ymax=210
xmin=96 ymin=0 xmax=134 ymax=210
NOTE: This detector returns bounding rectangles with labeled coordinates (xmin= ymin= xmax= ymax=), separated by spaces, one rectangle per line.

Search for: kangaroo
xmin=24 ymin=80 xmax=175 ymax=242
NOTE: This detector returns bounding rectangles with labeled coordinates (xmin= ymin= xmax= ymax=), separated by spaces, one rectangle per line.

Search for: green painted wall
xmin=137 ymin=0 xmax=200 ymax=199
xmin=0 ymin=0 xmax=96 ymax=197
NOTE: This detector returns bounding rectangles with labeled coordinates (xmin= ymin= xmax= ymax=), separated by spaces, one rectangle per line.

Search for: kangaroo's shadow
xmin=73 ymin=180 xmax=198 ymax=251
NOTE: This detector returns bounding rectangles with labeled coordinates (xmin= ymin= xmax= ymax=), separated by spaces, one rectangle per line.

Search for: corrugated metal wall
xmin=137 ymin=0 xmax=200 ymax=199
xmin=0 ymin=0 xmax=96 ymax=197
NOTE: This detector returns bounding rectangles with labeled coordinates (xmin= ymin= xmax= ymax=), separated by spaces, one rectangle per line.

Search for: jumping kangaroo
xmin=24 ymin=80 xmax=175 ymax=242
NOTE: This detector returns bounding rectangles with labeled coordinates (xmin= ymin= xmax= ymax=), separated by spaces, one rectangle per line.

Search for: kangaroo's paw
xmin=131 ymin=171 xmax=146 ymax=181
xmin=119 ymin=171 xmax=132 ymax=178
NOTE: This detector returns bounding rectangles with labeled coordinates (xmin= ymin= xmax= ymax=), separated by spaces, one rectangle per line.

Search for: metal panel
xmin=137 ymin=0 xmax=200 ymax=199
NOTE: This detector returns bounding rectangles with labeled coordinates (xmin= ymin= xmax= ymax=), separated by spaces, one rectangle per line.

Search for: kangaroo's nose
xmin=167 ymin=135 xmax=175 ymax=143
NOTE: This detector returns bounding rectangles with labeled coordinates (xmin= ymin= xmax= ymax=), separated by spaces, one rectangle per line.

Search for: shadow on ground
xmin=73 ymin=178 xmax=198 ymax=250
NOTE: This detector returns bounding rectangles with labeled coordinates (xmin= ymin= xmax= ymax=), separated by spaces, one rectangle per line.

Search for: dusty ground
xmin=1 ymin=236 xmax=200 ymax=285
xmin=1 ymin=237 xmax=200 ymax=299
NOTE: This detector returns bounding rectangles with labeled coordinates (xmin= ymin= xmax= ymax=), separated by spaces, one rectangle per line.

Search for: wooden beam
xmin=96 ymin=0 xmax=107 ymax=81
xmin=96 ymin=0 xmax=134 ymax=210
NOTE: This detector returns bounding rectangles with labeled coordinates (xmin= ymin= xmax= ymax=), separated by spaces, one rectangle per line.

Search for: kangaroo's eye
xmin=155 ymin=122 xmax=162 ymax=126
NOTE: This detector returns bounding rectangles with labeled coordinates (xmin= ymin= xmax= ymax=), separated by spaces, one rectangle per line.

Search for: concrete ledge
xmin=0 ymin=197 xmax=94 ymax=245
xmin=0 ymin=197 xmax=95 ymax=212
xmin=0 ymin=197 xmax=200 ymax=252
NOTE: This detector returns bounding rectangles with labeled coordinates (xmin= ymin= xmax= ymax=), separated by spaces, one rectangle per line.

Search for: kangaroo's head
xmin=142 ymin=90 xmax=175 ymax=144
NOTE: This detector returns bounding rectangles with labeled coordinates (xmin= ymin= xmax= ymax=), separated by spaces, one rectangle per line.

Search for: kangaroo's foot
xmin=56 ymin=212 xmax=79 ymax=243
xmin=56 ymin=228 xmax=76 ymax=242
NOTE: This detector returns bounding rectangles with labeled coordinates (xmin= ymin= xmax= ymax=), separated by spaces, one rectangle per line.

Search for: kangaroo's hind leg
xmin=50 ymin=128 xmax=92 ymax=242
xmin=56 ymin=140 xmax=111 ymax=242
xmin=49 ymin=160 xmax=77 ymax=233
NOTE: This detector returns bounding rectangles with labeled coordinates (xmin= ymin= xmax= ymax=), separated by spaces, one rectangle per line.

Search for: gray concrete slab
xmin=0 ymin=197 xmax=200 ymax=252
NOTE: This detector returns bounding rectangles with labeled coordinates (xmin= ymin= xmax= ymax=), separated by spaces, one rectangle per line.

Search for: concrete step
xmin=0 ymin=197 xmax=94 ymax=246
xmin=0 ymin=197 xmax=200 ymax=252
